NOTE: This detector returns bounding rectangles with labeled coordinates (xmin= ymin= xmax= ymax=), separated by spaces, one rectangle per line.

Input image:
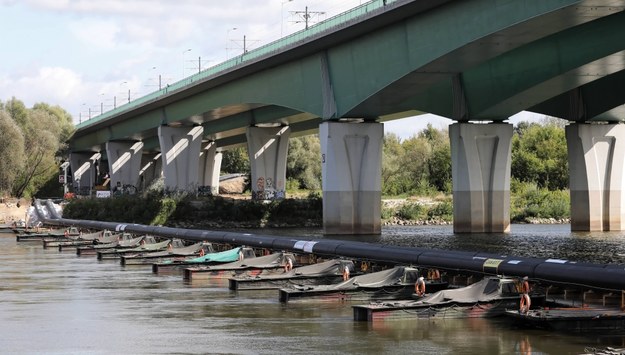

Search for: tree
xmin=381 ymin=132 xmax=405 ymax=195
xmin=287 ymin=135 xmax=321 ymax=190
xmin=221 ymin=146 xmax=250 ymax=174
xmin=511 ymin=120 xmax=568 ymax=190
xmin=0 ymin=111 xmax=25 ymax=195
xmin=11 ymin=108 xmax=62 ymax=198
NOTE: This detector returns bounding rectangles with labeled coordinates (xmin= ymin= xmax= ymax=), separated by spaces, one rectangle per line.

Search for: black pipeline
xmin=38 ymin=200 xmax=625 ymax=291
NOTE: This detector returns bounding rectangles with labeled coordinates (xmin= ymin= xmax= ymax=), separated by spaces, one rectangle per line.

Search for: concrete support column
xmin=105 ymin=141 xmax=143 ymax=192
xmin=158 ymin=125 xmax=203 ymax=192
xmin=320 ymin=121 xmax=383 ymax=235
xmin=566 ymin=123 xmax=625 ymax=231
xmin=69 ymin=152 xmax=101 ymax=196
xmin=246 ymin=126 xmax=291 ymax=200
xmin=450 ymin=123 xmax=513 ymax=233
xmin=139 ymin=153 xmax=162 ymax=191
xmin=198 ymin=141 xmax=222 ymax=195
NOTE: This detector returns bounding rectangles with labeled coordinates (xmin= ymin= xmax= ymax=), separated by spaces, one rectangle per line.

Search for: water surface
xmin=1 ymin=224 xmax=624 ymax=354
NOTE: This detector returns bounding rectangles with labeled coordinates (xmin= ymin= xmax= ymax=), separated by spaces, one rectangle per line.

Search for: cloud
xmin=69 ymin=19 xmax=121 ymax=50
xmin=1 ymin=66 xmax=81 ymax=109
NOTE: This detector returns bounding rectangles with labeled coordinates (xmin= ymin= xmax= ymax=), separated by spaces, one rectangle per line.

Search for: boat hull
xmin=184 ymin=266 xmax=283 ymax=281
xmin=230 ymin=274 xmax=346 ymax=290
xmin=504 ymin=308 xmax=625 ymax=333
xmin=353 ymin=298 xmax=520 ymax=322
xmin=279 ymin=282 xmax=449 ymax=303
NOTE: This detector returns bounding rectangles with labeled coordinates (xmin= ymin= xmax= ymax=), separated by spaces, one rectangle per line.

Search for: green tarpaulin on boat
xmin=186 ymin=247 xmax=242 ymax=263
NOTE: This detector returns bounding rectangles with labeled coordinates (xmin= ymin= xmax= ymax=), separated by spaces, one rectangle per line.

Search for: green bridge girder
xmin=70 ymin=0 xmax=625 ymax=154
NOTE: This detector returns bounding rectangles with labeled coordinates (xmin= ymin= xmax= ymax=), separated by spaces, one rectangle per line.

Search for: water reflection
xmin=1 ymin=225 xmax=625 ymax=354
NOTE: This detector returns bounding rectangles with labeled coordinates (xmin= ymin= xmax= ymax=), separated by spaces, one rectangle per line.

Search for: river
xmin=1 ymin=224 xmax=624 ymax=354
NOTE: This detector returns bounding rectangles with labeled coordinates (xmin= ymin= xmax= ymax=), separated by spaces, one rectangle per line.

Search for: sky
xmin=0 ymin=0 xmax=542 ymax=139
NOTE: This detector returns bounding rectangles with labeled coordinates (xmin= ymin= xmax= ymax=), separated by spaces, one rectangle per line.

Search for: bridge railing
xmin=75 ymin=0 xmax=399 ymax=129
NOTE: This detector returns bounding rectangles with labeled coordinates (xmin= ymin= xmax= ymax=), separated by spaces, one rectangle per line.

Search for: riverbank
xmin=0 ymin=199 xmax=29 ymax=223
xmin=60 ymin=194 xmax=570 ymax=229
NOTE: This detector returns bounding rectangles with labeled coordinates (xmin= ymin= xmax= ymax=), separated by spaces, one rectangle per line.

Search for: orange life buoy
xmin=521 ymin=279 xmax=530 ymax=294
xmin=520 ymin=293 xmax=531 ymax=314
xmin=415 ymin=277 xmax=426 ymax=296
xmin=284 ymin=258 xmax=293 ymax=273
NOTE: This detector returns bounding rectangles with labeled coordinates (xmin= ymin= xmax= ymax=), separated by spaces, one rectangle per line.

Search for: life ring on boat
xmin=415 ymin=277 xmax=426 ymax=297
xmin=520 ymin=293 xmax=531 ymax=314
xmin=284 ymin=258 xmax=293 ymax=273
xmin=199 ymin=248 xmax=205 ymax=257
xmin=521 ymin=277 xmax=530 ymax=294
xmin=342 ymin=265 xmax=350 ymax=281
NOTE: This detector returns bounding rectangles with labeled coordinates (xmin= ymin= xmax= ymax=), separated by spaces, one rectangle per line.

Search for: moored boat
xmin=152 ymin=246 xmax=255 ymax=273
xmin=229 ymin=259 xmax=355 ymax=290
xmin=77 ymin=233 xmax=140 ymax=256
xmin=75 ymin=232 xmax=129 ymax=255
xmin=17 ymin=226 xmax=79 ymax=242
xmin=120 ymin=240 xmax=212 ymax=266
xmin=504 ymin=306 xmax=625 ymax=333
xmin=97 ymin=236 xmax=162 ymax=259
xmin=183 ymin=252 xmax=295 ymax=280
xmin=43 ymin=230 xmax=104 ymax=249
xmin=352 ymin=276 xmax=533 ymax=321
xmin=278 ymin=266 xmax=448 ymax=303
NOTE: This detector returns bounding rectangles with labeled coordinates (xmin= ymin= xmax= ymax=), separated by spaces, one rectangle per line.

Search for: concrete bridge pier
xmin=69 ymin=152 xmax=101 ymax=196
xmin=245 ymin=126 xmax=291 ymax=200
xmin=105 ymin=141 xmax=143 ymax=192
xmin=158 ymin=125 xmax=203 ymax=192
xmin=450 ymin=122 xmax=513 ymax=233
xmin=198 ymin=141 xmax=222 ymax=195
xmin=566 ymin=123 xmax=625 ymax=231
xmin=320 ymin=121 xmax=383 ymax=235
xmin=139 ymin=153 xmax=162 ymax=191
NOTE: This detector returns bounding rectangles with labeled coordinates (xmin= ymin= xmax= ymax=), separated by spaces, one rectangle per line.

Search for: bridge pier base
xmin=69 ymin=152 xmax=101 ymax=196
xmin=105 ymin=141 xmax=143 ymax=192
xmin=320 ymin=121 xmax=383 ymax=235
xmin=566 ymin=123 xmax=625 ymax=231
xmin=246 ymin=126 xmax=291 ymax=200
xmin=158 ymin=125 xmax=203 ymax=192
xmin=450 ymin=122 xmax=513 ymax=233
xmin=198 ymin=141 xmax=222 ymax=196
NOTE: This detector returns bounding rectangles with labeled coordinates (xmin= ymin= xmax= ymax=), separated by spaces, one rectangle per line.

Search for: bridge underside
xmin=68 ymin=0 xmax=625 ymax=233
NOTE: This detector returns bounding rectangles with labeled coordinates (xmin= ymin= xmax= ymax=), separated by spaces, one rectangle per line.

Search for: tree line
xmin=221 ymin=118 xmax=568 ymax=199
xmin=0 ymin=98 xmax=74 ymax=199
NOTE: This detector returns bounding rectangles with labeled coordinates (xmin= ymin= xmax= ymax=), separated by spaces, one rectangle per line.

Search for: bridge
xmin=67 ymin=0 xmax=625 ymax=235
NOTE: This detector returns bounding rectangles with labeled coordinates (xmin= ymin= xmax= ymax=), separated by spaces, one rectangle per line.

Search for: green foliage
xmin=511 ymin=120 xmax=568 ymax=190
xmin=221 ymin=147 xmax=250 ymax=174
xmin=510 ymin=179 xmax=570 ymax=222
xmin=287 ymin=135 xmax=321 ymax=190
xmin=64 ymin=194 xmax=323 ymax=227
xmin=381 ymin=125 xmax=452 ymax=196
xmin=427 ymin=200 xmax=453 ymax=221
xmin=382 ymin=198 xmax=454 ymax=222
xmin=0 ymin=98 xmax=74 ymax=199
xmin=396 ymin=203 xmax=426 ymax=220
xmin=0 ymin=110 xmax=25 ymax=194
